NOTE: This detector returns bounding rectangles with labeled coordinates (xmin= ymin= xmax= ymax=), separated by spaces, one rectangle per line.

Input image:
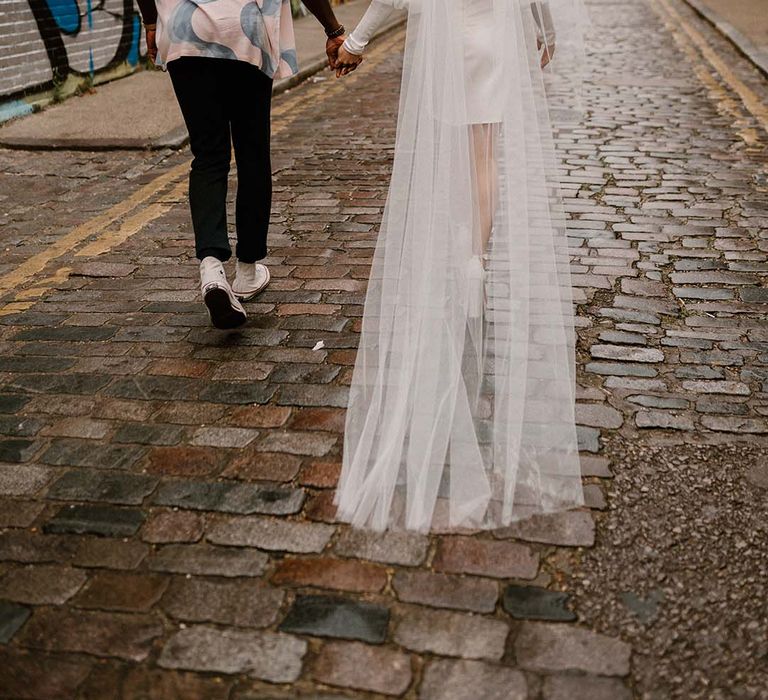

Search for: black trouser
xmin=168 ymin=56 xmax=273 ymax=263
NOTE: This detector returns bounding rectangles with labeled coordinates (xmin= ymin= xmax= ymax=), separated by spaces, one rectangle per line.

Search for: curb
xmin=0 ymin=15 xmax=407 ymax=152
xmin=681 ymin=0 xmax=768 ymax=78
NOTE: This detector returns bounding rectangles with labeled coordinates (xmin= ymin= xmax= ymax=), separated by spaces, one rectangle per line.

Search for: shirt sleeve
xmin=136 ymin=0 xmax=158 ymax=25
xmin=343 ymin=1 xmax=398 ymax=55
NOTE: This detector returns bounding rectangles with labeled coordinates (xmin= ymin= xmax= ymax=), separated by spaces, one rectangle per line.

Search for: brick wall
xmin=0 ymin=0 xmax=142 ymax=101
xmin=0 ymin=0 xmax=350 ymax=110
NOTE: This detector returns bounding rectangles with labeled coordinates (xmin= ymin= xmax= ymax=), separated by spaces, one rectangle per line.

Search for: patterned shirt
xmin=153 ymin=0 xmax=298 ymax=79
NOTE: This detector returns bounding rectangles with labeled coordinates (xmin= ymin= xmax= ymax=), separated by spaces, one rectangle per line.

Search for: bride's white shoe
xmin=466 ymin=255 xmax=486 ymax=319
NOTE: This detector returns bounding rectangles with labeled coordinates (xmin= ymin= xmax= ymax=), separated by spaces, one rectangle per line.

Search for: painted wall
xmin=0 ymin=0 xmax=348 ymax=120
xmin=0 ymin=0 xmax=142 ymax=117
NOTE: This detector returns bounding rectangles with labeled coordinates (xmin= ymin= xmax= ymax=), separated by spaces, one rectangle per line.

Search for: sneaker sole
xmin=233 ymin=267 xmax=271 ymax=302
xmin=204 ymin=287 xmax=247 ymax=329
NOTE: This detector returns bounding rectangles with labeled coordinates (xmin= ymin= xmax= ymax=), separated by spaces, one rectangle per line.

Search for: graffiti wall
xmin=0 ymin=0 xmax=345 ymax=119
xmin=0 ymin=0 xmax=142 ymax=108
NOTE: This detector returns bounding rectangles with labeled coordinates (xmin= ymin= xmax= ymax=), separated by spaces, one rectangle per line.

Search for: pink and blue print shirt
xmin=155 ymin=0 xmax=298 ymax=79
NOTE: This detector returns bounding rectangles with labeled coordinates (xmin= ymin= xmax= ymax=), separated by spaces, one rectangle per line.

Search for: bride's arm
xmin=342 ymin=1 xmax=400 ymax=56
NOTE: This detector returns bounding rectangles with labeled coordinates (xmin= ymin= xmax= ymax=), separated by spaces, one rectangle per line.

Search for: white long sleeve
xmin=345 ymin=1 xmax=555 ymax=58
xmin=343 ymin=1 xmax=398 ymax=56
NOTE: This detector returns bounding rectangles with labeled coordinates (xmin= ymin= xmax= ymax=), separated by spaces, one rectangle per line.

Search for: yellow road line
xmin=655 ymin=0 xmax=760 ymax=146
xmin=75 ymin=180 xmax=188 ymax=258
xmin=656 ymin=0 xmax=768 ymax=138
xmin=0 ymin=162 xmax=187 ymax=297
xmin=0 ymin=268 xmax=73 ymax=316
xmin=0 ymin=28 xmax=405 ymax=314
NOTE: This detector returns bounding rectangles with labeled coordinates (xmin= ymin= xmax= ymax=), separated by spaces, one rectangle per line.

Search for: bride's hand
xmin=336 ymin=46 xmax=363 ymax=78
xmin=538 ymin=39 xmax=555 ymax=69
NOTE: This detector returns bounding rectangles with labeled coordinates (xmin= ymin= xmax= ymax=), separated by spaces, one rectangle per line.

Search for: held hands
xmin=326 ymin=36 xmax=363 ymax=79
xmin=326 ymin=35 xmax=345 ymax=70
xmin=335 ymin=46 xmax=363 ymax=78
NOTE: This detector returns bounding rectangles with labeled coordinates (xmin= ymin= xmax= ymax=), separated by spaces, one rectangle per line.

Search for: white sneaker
xmin=232 ymin=260 xmax=271 ymax=302
xmin=199 ymin=256 xmax=247 ymax=329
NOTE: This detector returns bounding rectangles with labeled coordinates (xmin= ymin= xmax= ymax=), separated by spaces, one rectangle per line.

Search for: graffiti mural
xmin=0 ymin=0 xmax=143 ymax=109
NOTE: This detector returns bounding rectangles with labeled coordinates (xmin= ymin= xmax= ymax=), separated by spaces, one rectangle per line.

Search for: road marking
xmin=655 ymin=0 xmax=768 ymax=142
xmin=75 ymin=180 xmax=188 ymax=258
xmin=0 ymin=163 xmax=187 ymax=298
xmin=0 ymin=28 xmax=406 ymax=315
xmin=0 ymin=267 xmax=73 ymax=316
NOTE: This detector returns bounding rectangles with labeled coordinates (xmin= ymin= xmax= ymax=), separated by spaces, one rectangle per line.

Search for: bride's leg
xmin=470 ymin=122 xmax=499 ymax=256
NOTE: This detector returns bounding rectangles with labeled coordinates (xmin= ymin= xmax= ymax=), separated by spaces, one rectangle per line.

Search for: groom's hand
xmin=145 ymin=24 xmax=158 ymax=65
xmin=326 ymin=36 xmax=344 ymax=70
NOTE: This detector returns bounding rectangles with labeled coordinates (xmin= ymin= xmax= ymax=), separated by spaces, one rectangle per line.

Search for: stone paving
xmin=0 ymin=0 xmax=767 ymax=698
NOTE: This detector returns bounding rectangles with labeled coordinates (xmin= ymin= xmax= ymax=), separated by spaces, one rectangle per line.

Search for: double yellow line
xmin=0 ymin=29 xmax=405 ymax=316
xmin=0 ymin=165 xmax=187 ymax=314
xmin=654 ymin=0 xmax=768 ymax=147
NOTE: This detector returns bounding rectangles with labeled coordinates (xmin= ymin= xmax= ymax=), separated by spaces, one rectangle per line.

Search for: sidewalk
xmin=683 ymin=0 xmax=768 ymax=75
xmin=0 ymin=0 xmax=405 ymax=151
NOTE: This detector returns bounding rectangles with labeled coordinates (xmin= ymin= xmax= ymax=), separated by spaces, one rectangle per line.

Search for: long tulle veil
xmin=336 ymin=0 xmax=590 ymax=532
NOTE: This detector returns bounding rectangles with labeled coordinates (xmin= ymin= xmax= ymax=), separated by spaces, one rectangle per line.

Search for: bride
xmin=333 ymin=0 xmax=589 ymax=532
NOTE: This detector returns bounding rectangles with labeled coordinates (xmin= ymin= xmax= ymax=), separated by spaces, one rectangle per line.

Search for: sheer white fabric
xmin=336 ymin=0 xmax=589 ymax=533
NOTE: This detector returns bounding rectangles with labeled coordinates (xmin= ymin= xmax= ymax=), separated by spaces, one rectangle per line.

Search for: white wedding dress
xmin=336 ymin=0 xmax=589 ymax=532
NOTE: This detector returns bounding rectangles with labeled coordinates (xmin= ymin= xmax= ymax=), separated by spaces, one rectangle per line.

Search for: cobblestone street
xmin=0 ymin=0 xmax=767 ymax=698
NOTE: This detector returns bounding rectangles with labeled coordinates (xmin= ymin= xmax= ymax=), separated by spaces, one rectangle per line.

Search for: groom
xmin=137 ymin=0 xmax=348 ymax=329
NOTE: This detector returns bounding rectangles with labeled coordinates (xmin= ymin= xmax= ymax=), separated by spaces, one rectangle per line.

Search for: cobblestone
xmin=495 ymin=511 xmax=596 ymax=547
xmin=0 ymin=601 xmax=31 ymax=643
xmin=161 ymin=578 xmax=284 ymax=627
xmin=0 ymin=564 xmax=87 ymax=604
xmin=77 ymin=666 xmax=233 ymax=700
xmin=0 ymin=651 xmax=92 ymax=699
xmin=207 ymin=515 xmax=334 ymax=553
xmin=392 ymin=570 xmax=498 ymax=613
xmin=152 ymin=480 xmax=305 ymax=515
xmin=0 ymin=415 xmax=45 ymax=437
xmin=222 ymin=450 xmax=302 ymax=482
xmin=278 ymin=594 xmax=389 ymax=643
xmin=40 ymin=440 xmax=145 ymax=470
xmin=333 ymin=528 xmax=429 ymax=566
xmin=502 ymin=585 xmax=576 ymax=621
xmin=0 ymin=463 xmax=54 ymax=496
xmin=0 ymin=2 xmax=766 ymax=695
xmin=420 ymin=659 xmax=527 ymax=700
xmin=433 ymin=536 xmax=539 ymax=579
xmin=141 ymin=509 xmax=205 ymax=543
xmin=311 ymin=641 xmax=412 ymax=696
xmin=515 ymin=623 xmax=631 ymax=676
xmin=46 ymin=469 xmax=158 ymax=505
xmin=19 ymin=609 xmax=163 ymax=662
xmin=158 ymin=625 xmax=306 ymax=682
xmin=44 ymin=505 xmax=145 ymax=537
xmin=541 ymin=674 xmax=632 ymax=700
xmin=73 ymin=572 xmax=168 ymax=612
xmin=394 ymin=607 xmax=508 ymax=660
xmin=271 ymin=556 xmax=388 ymax=593
xmin=147 ymin=544 xmax=268 ymax=577
xmin=635 ymin=410 xmax=696 ymax=430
